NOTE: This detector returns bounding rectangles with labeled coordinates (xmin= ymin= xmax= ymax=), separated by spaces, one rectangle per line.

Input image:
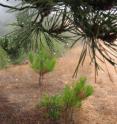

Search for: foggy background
xmin=0 ymin=0 xmax=18 ymax=35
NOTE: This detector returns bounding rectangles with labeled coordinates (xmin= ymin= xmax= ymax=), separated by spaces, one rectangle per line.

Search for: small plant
xmin=29 ymin=47 xmax=56 ymax=86
xmin=62 ymin=77 xmax=93 ymax=124
xmin=38 ymin=77 xmax=93 ymax=124
xmin=40 ymin=95 xmax=62 ymax=121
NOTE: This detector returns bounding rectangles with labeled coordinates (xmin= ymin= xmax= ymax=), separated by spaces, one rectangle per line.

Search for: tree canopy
xmin=0 ymin=0 xmax=117 ymax=77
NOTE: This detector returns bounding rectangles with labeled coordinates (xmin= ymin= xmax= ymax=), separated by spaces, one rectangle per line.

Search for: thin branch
xmin=0 ymin=3 xmax=35 ymax=11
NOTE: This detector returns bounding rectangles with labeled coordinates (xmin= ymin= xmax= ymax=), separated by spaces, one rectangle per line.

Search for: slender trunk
xmin=64 ymin=107 xmax=69 ymax=124
xmin=69 ymin=108 xmax=74 ymax=124
xmin=64 ymin=107 xmax=74 ymax=124
xmin=39 ymin=72 xmax=43 ymax=86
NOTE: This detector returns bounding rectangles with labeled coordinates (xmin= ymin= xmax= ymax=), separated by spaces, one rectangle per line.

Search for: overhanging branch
xmin=0 ymin=3 xmax=36 ymax=11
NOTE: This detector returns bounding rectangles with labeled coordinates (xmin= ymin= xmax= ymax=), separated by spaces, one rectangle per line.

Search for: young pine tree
xmin=29 ymin=47 xmax=56 ymax=86
xmin=39 ymin=77 xmax=93 ymax=124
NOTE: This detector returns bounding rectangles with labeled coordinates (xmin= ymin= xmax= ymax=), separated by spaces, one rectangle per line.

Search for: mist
xmin=0 ymin=0 xmax=17 ymax=35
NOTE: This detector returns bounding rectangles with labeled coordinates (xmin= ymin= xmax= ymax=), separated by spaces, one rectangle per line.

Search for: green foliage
xmin=39 ymin=34 xmax=66 ymax=57
xmin=12 ymin=50 xmax=27 ymax=64
xmin=62 ymin=86 xmax=76 ymax=107
xmin=29 ymin=48 xmax=56 ymax=73
xmin=0 ymin=10 xmax=32 ymax=65
xmin=0 ymin=36 xmax=20 ymax=59
xmin=72 ymin=77 xmax=93 ymax=100
xmin=62 ymin=77 xmax=93 ymax=107
xmin=39 ymin=77 xmax=93 ymax=122
xmin=0 ymin=47 xmax=10 ymax=69
xmin=40 ymin=95 xmax=62 ymax=120
xmin=29 ymin=47 xmax=56 ymax=85
xmin=1 ymin=0 xmax=117 ymax=77
xmin=0 ymin=36 xmax=27 ymax=64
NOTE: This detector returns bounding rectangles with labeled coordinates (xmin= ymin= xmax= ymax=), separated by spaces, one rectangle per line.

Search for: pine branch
xmin=0 ymin=3 xmax=36 ymax=11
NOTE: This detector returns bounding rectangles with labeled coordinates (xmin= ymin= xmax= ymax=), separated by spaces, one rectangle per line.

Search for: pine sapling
xmin=29 ymin=48 xmax=56 ymax=86
xmin=38 ymin=77 xmax=93 ymax=124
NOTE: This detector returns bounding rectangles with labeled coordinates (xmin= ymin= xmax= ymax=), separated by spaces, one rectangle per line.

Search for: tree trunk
xmin=64 ymin=108 xmax=74 ymax=124
xmin=39 ymin=72 xmax=43 ymax=86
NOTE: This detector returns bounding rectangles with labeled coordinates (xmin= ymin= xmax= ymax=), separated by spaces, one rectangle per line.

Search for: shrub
xmin=0 ymin=47 xmax=10 ymax=69
xmin=0 ymin=36 xmax=27 ymax=64
xmin=0 ymin=36 xmax=20 ymax=59
xmin=38 ymin=77 xmax=93 ymax=124
xmin=29 ymin=47 xmax=56 ymax=85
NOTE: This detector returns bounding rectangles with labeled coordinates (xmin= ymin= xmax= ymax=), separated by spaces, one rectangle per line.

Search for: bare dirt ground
xmin=0 ymin=45 xmax=117 ymax=124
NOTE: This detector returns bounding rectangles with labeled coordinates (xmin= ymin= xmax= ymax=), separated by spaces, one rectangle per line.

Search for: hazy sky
xmin=0 ymin=0 xmax=17 ymax=35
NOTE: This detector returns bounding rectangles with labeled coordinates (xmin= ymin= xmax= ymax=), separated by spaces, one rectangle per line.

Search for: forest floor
xmin=0 ymin=44 xmax=117 ymax=124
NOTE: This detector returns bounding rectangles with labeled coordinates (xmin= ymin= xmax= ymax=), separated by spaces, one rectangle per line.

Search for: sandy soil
xmin=0 ymin=45 xmax=117 ymax=124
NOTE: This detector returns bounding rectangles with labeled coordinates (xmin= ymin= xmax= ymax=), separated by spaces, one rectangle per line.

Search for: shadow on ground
xmin=0 ymin=92 xmax=48 ymax=124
